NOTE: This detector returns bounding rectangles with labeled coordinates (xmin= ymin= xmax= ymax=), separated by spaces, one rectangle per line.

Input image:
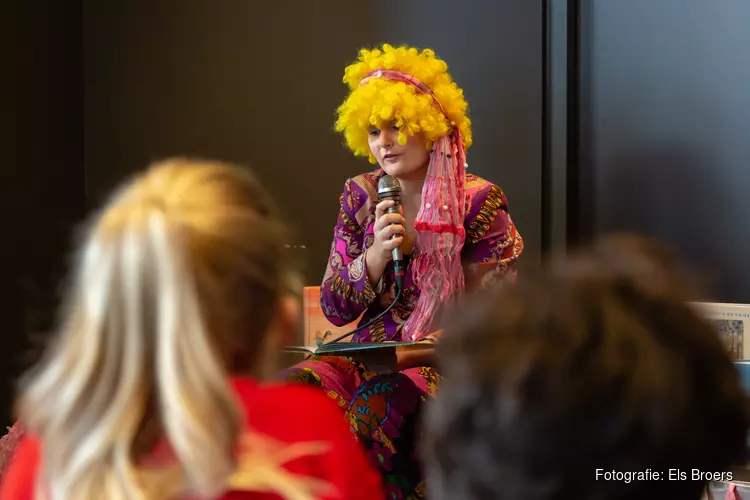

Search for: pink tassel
xmin=404 ymin=131 xmax=467 ymax=341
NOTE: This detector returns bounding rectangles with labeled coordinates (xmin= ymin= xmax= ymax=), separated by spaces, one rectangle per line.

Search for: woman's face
xmin=368 ymin=123 xmax=430 ymax=181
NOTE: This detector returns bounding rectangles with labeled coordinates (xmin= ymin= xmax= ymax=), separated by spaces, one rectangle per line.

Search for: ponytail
xmin=17 ymin=159 xmax=326 ymax=500
xmin=149 ymin=210 xmax=240 ymax=497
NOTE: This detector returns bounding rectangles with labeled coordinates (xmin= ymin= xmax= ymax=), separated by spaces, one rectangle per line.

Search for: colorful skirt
xmin=278 ymin=356 xmax=440 ymax=500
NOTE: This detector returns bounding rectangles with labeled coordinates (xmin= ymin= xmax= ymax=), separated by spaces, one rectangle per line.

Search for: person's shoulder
xmin=230 ymin=378 xmax=385 ymax=500
xmin=342 ymin=170 xmax=382 ymax=200
xmin=349 ymin=169 xmax=383 ymax=190
xmin=465 ymin=173 xmax=507 ymax=203
xmin=339 ymin=169 xmax=383 ymax=221
xmin=464 ymin=174 xmax=508 ymax=215
xmin=463 ymin=174 xmax=511 ymax=243
xmin=233 ymin=378 xmax=333 ymax=405
xmin=0 ymin=432 xmax=40 ymax=500
xmin=231 ymin=378 xmax=346 ymax=434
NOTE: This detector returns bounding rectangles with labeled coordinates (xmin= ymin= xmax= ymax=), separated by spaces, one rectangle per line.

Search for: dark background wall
xmin=83 ymin=0 xmax=379 ymax=281
xmin=577 ymin=0 xmax=750 ymax=301
xmin=1 ymin=0 xmax=544 ymax=426
xmin=83 ymin=0 xmax=545 ymax=282
xmin=0 ymin=3 xmax=84 ymax=428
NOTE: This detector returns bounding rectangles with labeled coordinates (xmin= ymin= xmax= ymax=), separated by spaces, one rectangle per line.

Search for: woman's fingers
xmin=382 ymin=235 xmax=404 ymax=251
xmin=373 ymin=213 xmax=405 ymax=232
xmin=383 ymin=224 xmax=405 ymax=237
xmin=375 ymin=200 xmax=395 ymax=218
xmin=373 ymin=199 xmax=406 ymax=255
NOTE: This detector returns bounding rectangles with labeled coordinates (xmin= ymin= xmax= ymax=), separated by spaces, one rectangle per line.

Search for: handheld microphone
xmin=377 ymin=175 xmax=405 ymax=291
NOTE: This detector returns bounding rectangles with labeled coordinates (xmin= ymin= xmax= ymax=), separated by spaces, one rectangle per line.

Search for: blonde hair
xmin=335 ymin=43 xmax=472 ymax=163
xmin=17 ymin=159 xmax=319 ymax=500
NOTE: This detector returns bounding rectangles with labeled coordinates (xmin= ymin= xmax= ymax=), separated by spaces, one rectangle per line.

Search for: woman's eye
xmin=368 ymin=129 xmax=380 ymax=137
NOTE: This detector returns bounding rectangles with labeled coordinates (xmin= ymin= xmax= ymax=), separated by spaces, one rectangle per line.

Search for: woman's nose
xmin=378 ymin=129 xmax=395 ymax=148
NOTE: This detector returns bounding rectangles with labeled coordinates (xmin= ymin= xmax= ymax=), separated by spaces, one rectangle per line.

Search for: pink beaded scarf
xmin=360 ymin=69 xmax=467 ymax=341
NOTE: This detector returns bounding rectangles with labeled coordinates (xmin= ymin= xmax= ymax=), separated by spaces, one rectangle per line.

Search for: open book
xmin=283 ymin=340 xmax=435 ymax=356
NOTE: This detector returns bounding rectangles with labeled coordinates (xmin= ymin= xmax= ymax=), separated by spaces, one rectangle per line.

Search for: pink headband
xmin=359 ymin=69 xmax=449 ymax=118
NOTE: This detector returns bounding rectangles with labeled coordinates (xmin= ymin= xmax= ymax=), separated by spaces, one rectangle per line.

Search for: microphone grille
xmin=378 ymin=175 xmax=401 ymax=195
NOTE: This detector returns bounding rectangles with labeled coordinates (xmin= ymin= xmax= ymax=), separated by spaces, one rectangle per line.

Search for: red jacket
xmin=0 ymin=378 xmax=384 ymax=500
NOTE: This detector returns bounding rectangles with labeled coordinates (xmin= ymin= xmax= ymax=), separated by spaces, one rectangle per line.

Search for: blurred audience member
xmin=0 ymin=159 xmax=384 ymax=500
xmin=425 ymin=234 xmax=749 ymax=500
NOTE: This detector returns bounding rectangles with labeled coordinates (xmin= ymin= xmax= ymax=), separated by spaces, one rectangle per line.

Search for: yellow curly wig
xmin=335 ymin=44 xmax=472 ymax=164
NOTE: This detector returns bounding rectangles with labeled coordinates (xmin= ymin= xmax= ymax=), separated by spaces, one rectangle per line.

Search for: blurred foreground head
xmin=426 ymin=234 xmax=749 ymax=500
xmin=18 ymin=158 xmax=301 ymax=499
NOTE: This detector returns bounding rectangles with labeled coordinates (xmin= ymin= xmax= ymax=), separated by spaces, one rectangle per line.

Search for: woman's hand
xmin=423 ymin=329 xmax=443 ymax=343
xmin=396 ymin=343 xmax=437 ymax=371
xmin=365 ymin=200 xmax=405 ymax=285
xmin=351 ymin=347 xmax=437 ymax=373
xmin=349 ymin=348 xmax=398 ymax=374
xmin=350 ymin=334 xmax=442 ymax=373
xmin=372 ymin=200 xmax=405 ymax=260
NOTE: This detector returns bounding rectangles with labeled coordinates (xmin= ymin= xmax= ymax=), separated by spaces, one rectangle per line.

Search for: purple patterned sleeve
xmin=462 ymin=182 xmax=524 ymax=290
xmin=320 ymin=179 xmax=377 ymax=326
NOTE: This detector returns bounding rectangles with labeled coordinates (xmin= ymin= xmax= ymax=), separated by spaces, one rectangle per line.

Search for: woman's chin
xmin=380 ymin=164 xmax=403 ymax=177
xmin=380 ymin=162 xmax=425 ymax=179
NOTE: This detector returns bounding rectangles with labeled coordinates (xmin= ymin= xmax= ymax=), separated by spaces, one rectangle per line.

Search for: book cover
xmin=302 ymin=286 xmax=357 ymax=346
xmin=689 ymin=301 xmax=750 ymax=360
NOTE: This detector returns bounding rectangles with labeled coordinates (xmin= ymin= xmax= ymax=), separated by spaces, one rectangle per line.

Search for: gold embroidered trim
xmin=330 ymin=274 xmax=376 ymax=306
xmin=339 ymin=204 xmax=363 ymax=235
xmin=467 ymin=185 xmax=505 ymax=244
xmin=351 ymin=172 xmax=380 ymax=225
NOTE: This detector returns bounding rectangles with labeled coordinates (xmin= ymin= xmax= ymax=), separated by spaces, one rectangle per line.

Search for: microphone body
xmin=377 ymin=175 xmax=406 ymax=291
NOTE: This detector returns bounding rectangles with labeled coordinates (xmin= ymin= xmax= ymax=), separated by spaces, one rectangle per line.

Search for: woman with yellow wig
xmin=281 ymin=44 xmax=524 ymax=497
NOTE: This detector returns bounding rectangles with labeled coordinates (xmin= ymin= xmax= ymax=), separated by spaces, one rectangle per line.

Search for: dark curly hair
xmin=424 ymin=234 xmax=749 ymax=500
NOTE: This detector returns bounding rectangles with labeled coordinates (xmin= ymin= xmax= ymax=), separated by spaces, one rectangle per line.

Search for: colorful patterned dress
xmin=279 ymin=169 xmax=523 ymax=499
